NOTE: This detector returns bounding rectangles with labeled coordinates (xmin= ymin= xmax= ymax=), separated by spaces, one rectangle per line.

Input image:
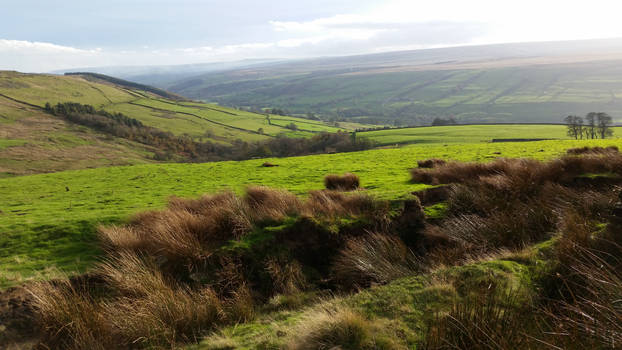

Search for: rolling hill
xmin=123 ymin=38 xmax=622 ymax=125
xmin=0 ymin=71 xmax=361 ymax=176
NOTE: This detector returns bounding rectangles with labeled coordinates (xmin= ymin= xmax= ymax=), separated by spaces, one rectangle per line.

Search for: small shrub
xmin=324 ymin=173 xmax=360 ymax=191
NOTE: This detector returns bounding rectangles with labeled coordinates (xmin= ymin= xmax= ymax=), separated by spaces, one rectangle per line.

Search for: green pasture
xmin=2 ymin=137 xmax=622 ymax=287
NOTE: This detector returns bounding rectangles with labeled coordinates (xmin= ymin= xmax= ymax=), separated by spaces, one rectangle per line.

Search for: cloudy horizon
xmin=4 ymin=0 xmax=622 ymax=72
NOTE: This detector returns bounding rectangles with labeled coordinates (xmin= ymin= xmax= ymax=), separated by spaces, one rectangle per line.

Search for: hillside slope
xmin=0 ymin=71 xmax=355 ymax=175
xmin=151 ymin=39 xmax=622 ymax=125
xmin=0 ymin=93 xmax=155 ymax=176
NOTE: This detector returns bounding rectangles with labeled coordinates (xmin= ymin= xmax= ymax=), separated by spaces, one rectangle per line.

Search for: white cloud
xmin=4 ymin=0 xmax=622 ymax=72
xmin=0 ymin=39 xmax=97 ymax=54
xmin=0 ymin=39 xmax=106 ymax=72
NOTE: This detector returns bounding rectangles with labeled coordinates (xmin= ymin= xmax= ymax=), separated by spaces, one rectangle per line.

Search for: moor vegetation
xmin=21 ymin=146 xmax=622 ymax=349
xmin=324 ymin=173 xmax=360 ymax=191
xmin=45 ymin=102 xmax=375 ymax=162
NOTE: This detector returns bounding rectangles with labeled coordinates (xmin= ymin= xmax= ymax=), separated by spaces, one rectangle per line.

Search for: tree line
xmin=45 ymin=102 xmax=375 ymax=162
xmin=564 ymin=112 xmax=614 ymax=139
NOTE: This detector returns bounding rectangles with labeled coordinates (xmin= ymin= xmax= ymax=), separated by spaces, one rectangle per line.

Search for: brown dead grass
xmin=417 ymin=158 xmax=447 ymax=169
xmin=410 ymin=154 xmax=622 ymax=186
xmin=566 ymin=145 xmax=619 ymax=155
xmin=333 ymin=233 xmax=422 ymax=288
xmin=287 ymin=303 xmax=404 ymax=350
xmin=324 ymin=173 xmax=360 ymax=191
xmin=33 ymin=185 xmax=394 ymax=349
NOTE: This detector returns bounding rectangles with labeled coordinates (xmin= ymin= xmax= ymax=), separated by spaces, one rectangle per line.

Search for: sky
xmin=3 ymin=0 xmax=622 ymax=72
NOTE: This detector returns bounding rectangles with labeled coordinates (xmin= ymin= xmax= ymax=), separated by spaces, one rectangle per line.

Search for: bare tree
xmin=596 ymin=112 xmax=614 ymax=139
xmin=585 ymin=112 xmax=597 ymax=139
xmin=565 ymin=115 xmax=584 ymax=140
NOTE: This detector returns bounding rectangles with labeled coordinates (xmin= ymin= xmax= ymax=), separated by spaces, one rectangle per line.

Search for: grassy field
xmin=2 ymin=137 xmax=622 ymax=288
xmin=358 ymin=124 xmax=622 ymax=145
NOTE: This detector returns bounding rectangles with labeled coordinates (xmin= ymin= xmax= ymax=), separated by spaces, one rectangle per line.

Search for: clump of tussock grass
xmin=410 ymin=153 xmax=622 ymax=186
xmin=305 ymin=190 xmax=388 ymax=223
xmin=265 ymin=258 xmax=308 ymax=295
xmin=533 ymin=199 xmax=622 ymax=348
xmin=414 ymin=153 xmax=622 ymax=267
xmin=28 ymin=279 xmax=111 ymax=350
xmin=566 ymin=145 xmax=619 ymax=155
xmin=324 ymin=172 xmax=360 ymax=191
xmin=32 ymin=185 xmax=395 ymax=349
xmin=30 ymin=252 xmax=227 ymax=349
xmin=422 ymin=289 xmax=537 ymax=350
xmin=417 ymin=158 xmax=447 ymax=169
xmin=287 ymin=303 xmax=404 ymax=350
xmin=543 ymin=245 xmax=622 ymax=349
xmin=332 ymin=233 xmax=423 ymax=288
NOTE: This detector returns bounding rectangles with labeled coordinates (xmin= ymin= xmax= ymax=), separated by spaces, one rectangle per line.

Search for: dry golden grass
xmin=324 ymin=172 xmax=360 ymax=191
xmin=566 ymin=145 xmax=619 ymax=155
xmin=265 ymin=258 xmax=308 ymax=295
xmin=416 ymin=158 xmax=447 ymax=168
xmin=28 ymin=279 xmax=112 ymax=350
xmin=287 ymin=303 xmax=404 ymax=350
xmin=32 ymin=185 xmax=397 ymax=349
xmin=411 ymin=154 xmax=622 ymax=186
xmin=333 ymin=233 xmax=422 ymax=287
xmin=29 ymin=252 xmax=226 ymax=349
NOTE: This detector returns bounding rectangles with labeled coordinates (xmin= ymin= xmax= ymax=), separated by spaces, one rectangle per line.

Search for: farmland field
xmin=358 ymin=124 xmax=622 ymax=145
xmin=165 ymin=56 xmax=622 ymax=125
xmin=2 ymin=135 xmax=621 ymax=288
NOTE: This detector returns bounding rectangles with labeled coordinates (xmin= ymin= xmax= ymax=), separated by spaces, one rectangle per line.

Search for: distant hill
xmin=124 ymin=38 xmax=622 ymax=125
xmin=0 ymin=71 xmax=356 ymax=176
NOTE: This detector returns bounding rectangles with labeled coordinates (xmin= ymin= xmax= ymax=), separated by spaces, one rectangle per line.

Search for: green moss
xmin=424 ymin=202 xmax=448 ymax=220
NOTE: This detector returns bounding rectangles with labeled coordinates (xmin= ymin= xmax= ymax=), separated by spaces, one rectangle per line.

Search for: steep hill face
xmin=0 ymin=91 xmax=155 ymax=177
xmin=144 ymin=39 xmax=622 ymax=125
xmin=0 ymin=71 xmax=350 ymax=176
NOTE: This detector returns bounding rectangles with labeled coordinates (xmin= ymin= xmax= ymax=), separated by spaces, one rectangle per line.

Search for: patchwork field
xmin=1 ymin=136 xmax=621 ymax=288
xmin=169 ymin=58 xmax=622 ymax=125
